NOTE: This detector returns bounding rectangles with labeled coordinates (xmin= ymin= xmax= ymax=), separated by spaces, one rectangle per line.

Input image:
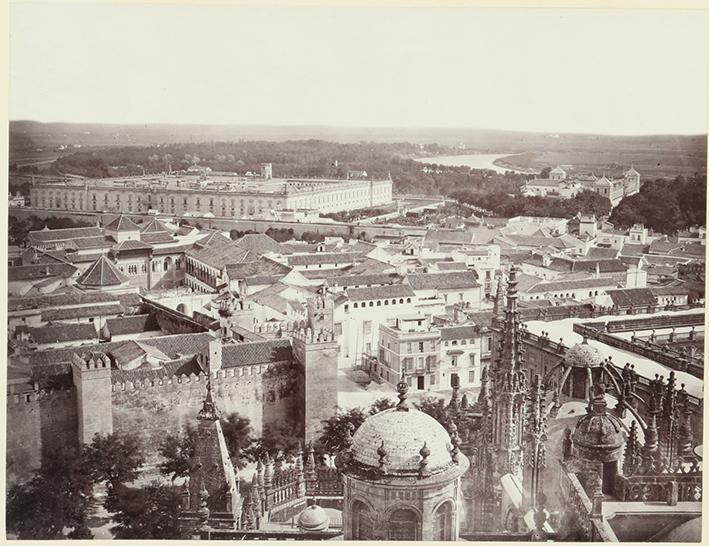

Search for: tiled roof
xmin=150 ymin=244 xmax=192 ymax=257
xmin=287 ymin=253 xmax=361 ymax=266
xmin=440 ymin=325 xmax=477 ymax=341
xmin=111 ymin=357 xmax=201 ymax=384
xmin=77 ymin=255 xmax=129 ymax=287
xmin=195 ymin=230 xmax=233 ymax=248
xmin=607 ymin=288 xmax=656 ymax=308
xmin=649 ymin=238 xmax=682 ymax=254
xmin=69 ymin=236 xmax=114 ymax=250
xmin=346 ymin=284 xmax=415 ymax=301
xmin=586 ymin=247 xmax=619 ymax=260
xmin=110 ymin=340 xmax=170 ymax=368
xmin=187 ymin=241 xmax=252 ymax=270
xmin=423 ymin=230 xmax=475 ymax=246
xmin=549 ymin=258 xmax=627 ymax=274
xmin=526 ymin=277 xmax=617 ymax=294
xmin=27 ymin=323 xmax=98 ymax=345
xmin=649 ymin=286 xmax=691 ymax=296
xmin=140 ymin=231 xmax=175 ymax=244
xmin=407 ymin=271 xmax=480 ymax=290
xmin=138 ymin=332 xmax=215 ymax=359
xmin=221 ymin=339 xmax=293 ymax=368
xmin=8 ymin=263 xmax=78 ymax=281
xmin=234 ymin=233 xmax=287 ymax=256
xmin=8 ymin=290 xmax=122 ymax=312
xmin=105 ymin=314 xmax=160 ymax=336
xmin=41 ymin=302 xmax=125 ymax=322
xmin=325 ymin=273 xmax=403 ymax=288
xmin=105 ymin=215 xmax=141 ymax=232
xmin=620 ymin=244 xmax=648 ymax=257
xmin=21 ymin=247 xmax=70 ymax=265
xmin=436 ymin=262 xmax=468 ymax=271
xmin=28 ymin=226 xmax=104 ymax=243
xmin=66 ymin=252 xmax=106 ymax=264
xmin=140 ymin=217 xmax=171 ymax=233
xmin=226 ymin=257 xmax=291 ymax=280
xmin=252 ymin=293 xmax=292 ymax=314
xmin=113 ymin=239 xmax=153 ymax=252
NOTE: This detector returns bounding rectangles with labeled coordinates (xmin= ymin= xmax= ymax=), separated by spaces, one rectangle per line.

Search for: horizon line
xmin=9 ymin=119 xmax=707 ymax=139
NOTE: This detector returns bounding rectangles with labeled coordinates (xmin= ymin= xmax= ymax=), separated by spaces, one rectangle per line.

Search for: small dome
xmin=565 ymin=340 xmax=604 ymax=368
xmin=297 ymin=504 xmax=330 ymax=532
xmin=572 ymin=396 xmax=625 ymax=463
xmin=351 ymin=408 xmax=453 ymax=473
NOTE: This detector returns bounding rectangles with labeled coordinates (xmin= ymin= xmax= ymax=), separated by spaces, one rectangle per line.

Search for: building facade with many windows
xmin=29 ymin=168 xmax=393 ymax=216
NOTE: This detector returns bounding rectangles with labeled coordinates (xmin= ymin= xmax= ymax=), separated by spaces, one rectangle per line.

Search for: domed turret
xmin=297 ymin=503 xmax=330 ymax=532
xmin=565 ymin=337 xmax=604 ymax=368
xmin=340 ymin=372 xmax=468 ymax=541
xmin=572 ymin=383 xmax=625 ymax=464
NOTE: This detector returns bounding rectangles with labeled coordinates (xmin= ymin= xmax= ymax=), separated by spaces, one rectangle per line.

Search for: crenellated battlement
xmin=110 ymin=361 xmax=296 ymax=393
xmin=253 ymin=319 xmax=306 ymax=337
xmin=291 ymin=327 xmax=336 ymax=344
xmin=72 ymin=351 xmax=111 ymax=371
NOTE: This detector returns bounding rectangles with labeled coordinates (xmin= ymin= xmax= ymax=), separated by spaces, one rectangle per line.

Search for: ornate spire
xmin=197 ymin=377 xmax=220 ymax=421
xmin=624 ymin=420 xmax=642 ymax=475
xmin=492 ymin=274 xmax=506 ymax=326
xmin=396 ymin=370 xmax=409 ymax=411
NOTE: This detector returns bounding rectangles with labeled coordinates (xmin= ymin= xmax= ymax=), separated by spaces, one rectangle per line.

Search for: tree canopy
xmin=610 ymin=175 xmax=706 ymax=234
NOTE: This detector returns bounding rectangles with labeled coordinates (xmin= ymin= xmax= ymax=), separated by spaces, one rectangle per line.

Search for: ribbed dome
xmin=565 ymin=340 xmax=604 ymax=368
xmin=351 ymin=408 xmax=453 ymax=473
xmin=573 ymin=409 xmax=625 ymax=454
xmin=297 ymin=504 xmax=329 ymax=532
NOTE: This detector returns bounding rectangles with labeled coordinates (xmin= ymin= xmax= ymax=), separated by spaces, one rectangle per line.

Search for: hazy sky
xmin=9 ymin=3 xmax=709 ymax=134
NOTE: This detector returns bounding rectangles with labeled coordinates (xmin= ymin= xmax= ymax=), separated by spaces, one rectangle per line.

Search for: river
xmin=413 ymin=153 xmax=536 ymax=175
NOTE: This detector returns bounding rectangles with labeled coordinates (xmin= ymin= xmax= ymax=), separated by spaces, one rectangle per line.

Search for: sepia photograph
xmin=5 ymin=1 xmax=708 ymax=541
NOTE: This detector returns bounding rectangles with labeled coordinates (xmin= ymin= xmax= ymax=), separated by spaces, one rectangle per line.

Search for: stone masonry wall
xmin=6 ymin=389 xmax=78 ymax=486
xmin=110 ymin=361 xmax=303 ymax=466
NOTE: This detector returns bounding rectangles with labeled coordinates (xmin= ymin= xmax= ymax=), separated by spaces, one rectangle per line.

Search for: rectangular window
xmin=469 ymin=370 xmax=476 ymax=383
xmin=418 ymin=342 xmax=424 ymax=352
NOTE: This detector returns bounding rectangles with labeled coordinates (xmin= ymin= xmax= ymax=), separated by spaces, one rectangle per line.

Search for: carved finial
xmin=377 ymin=441 xmax=389 ymax=473
xmin=396 ymin=370 xmax=409 ymax=411
xmin=418 ymin=442 xmax=431 ymax=478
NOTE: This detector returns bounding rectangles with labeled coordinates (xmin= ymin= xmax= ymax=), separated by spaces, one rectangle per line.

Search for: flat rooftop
xmin=33 ymin=173 xmax=391 ymax=194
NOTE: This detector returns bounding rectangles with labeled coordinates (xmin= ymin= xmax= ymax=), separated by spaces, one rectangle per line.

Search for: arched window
xmin=433 ymin=501 xmax=454 ymax=541
xmin=399 ymin=298 xmax=404 ymax=304
xmin=353 ymin=302 xmax=359 ymax=309
xmin=406 ymin=298 xmax=411 ymax=303
xmin=351 ymin=500 xmax=374 ymax=540
xmin=388 ymin=508 xmax=419 ymax=540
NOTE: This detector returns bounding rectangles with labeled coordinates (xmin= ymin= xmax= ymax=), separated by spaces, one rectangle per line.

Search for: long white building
xmin=29 ymin=163 xmax=393 ymax=216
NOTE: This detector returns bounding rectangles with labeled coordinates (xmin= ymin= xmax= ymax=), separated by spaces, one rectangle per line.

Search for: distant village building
xmin=522 ymin=166 xmax=640 ymax=207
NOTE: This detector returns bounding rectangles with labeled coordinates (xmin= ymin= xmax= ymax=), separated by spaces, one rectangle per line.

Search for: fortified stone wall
xmin=111 ymin=361 xmax=302 ymax=465
xmin=6 ymin=389 xmax=78 ymax=485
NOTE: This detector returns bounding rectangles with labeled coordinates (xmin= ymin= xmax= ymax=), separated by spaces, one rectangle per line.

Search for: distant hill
xmin=9 ymin=120 xmax=707 ymax=178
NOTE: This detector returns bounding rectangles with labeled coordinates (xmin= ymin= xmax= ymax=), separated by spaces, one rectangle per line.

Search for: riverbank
xmin=492 ymin=152 xmax=540 ymax=174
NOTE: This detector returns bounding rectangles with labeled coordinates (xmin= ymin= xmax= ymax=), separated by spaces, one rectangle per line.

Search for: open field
xmin=496 ymin=146 xmax=706 ymax=178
